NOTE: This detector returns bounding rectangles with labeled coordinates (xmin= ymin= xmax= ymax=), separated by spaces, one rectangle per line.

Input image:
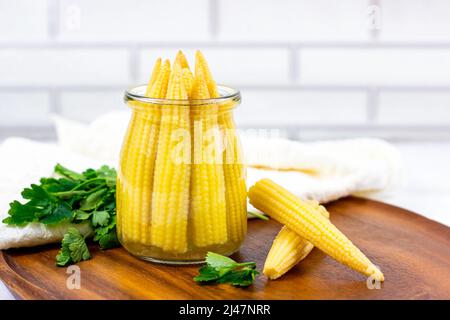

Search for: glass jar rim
xmin=125 ymin=84 xmax=241 ymax=106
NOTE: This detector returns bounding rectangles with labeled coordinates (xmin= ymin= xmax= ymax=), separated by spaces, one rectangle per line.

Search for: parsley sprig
xmin=194 ymin=252 xmax=259 ymax=287
xmin=2 ymin=164 xmax=120 ymax=266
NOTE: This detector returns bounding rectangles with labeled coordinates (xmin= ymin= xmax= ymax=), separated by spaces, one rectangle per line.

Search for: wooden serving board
xmin=1 ymin=197 xmax=449 ymax=300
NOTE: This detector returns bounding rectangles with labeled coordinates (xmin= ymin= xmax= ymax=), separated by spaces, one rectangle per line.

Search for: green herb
xmin=194 ymin=252 xmax=259 ymax=287
xmin=3 ymin=164 xmax=120 ymax=267
xmin=247 ymin=211 xmax=269 ymax=221
xmin=56 ymin=227 xmax=91 ymax=266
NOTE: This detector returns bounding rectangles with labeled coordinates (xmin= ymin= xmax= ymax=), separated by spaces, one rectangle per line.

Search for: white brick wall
xmin=380 ymin=0 xmax=450 ymax=41
xmin=218 ymin=0 xmax=369 ymax=41
xmin=0 ymin=0 xmax=48 ymax=41
xmin=0 ymin=92 xmax=50 ymax=126
xmin=235 ymin=90 xmax=367 ymax=126
xmin=377 ymin=92 xmax=450 ymax=125
xmin=58 ymin=0 xmax=210 ymax=41
xmin=138 ymin=48 xmax=290 ymax=86
xmin=0 ymin=0 xmax=449 ymax=141
xmin=60 ymin=91 xmax=124 ymax=122
xmin=298 ymin=48 xmax=450 ymax=86
xmin=0 ymin=49 xmax=130 ymax=86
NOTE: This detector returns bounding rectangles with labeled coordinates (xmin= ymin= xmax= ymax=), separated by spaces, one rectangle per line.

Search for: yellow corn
xmin=151 ymin=65 xmax=191 ymax=253
xmin=195 ymin=50 xmax=247 ymax=243
xmin=264 ymin=201 xmax=329 ymax=280
xmin=137 ymin=60 xmax=171 ymax=244
xmin=248 ymin=179 xmax=384 ymax=281
xmin=190 ymin=63 xmax=227 ymax=247
xmin=195 ymin=50 xmax=219 ymax=97
xmin=145 ymin=57 xmax=162 ymax=95
xmin=174 ymin=51 xmax=194 ymax=97
xmin=118 ymin=58 xmax=166 ymax=243
xmin=182 ymin=68 xmax=194 ymax=96
xmin=174 ymin=50 xmax=190 ymax=69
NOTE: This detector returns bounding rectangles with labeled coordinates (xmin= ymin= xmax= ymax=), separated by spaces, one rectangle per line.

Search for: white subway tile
xmin=218 ymin=0 xmax=369 ymax=42
xmin=0 ymin=0 xmax=48 ymax=41
xmin=298 ymin=48 xmax=450 ymax=86
xmin=380 ymin=0 xmax=450 ymax=41
xmin=234 ymin=89 xmax=367 ymax=126
xmin=59 ymin=0 xmax=209 ymax=41
xmin=0 ymin=92 xmax=50 ymax=126
xmin=377 ymin=92 xmax=450 ymax=125
xmin=60 ymin=91 xmax=125 ymax=122
xmin=0 ymin=49 xmax=130 ymax=86
xmin=138 ymin=48 xmax=290 ymax=86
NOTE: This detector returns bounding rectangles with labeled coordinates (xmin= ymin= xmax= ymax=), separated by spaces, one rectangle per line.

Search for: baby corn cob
xmin=118 ymin=58 xmax=166 ymax=243
xmin=175 ymin=51 xmax=194 ymax=97
xmin=151 ymin=65 xmax=191 ymax=253
xmin=145 ymin=57 xmax=162 ymax=95
xmin=137 ymin=60 xmax=171 ymax=245
xmin=175 ymin=50 xmax=190 ymax=69
xmin=195 ymin=50 xmax=247 ymax=243
xmin=264 ymin=202 xmax=329 ymax=280
xmin=195 ymin=51 xmax=219 ymax=97
xmin=190 ymin=65 xmax=228 ymax=247
xmin=248 ymin=179 xmax=384 ymax=281
xmin=182 ymin=68 xmax=194 ymax=96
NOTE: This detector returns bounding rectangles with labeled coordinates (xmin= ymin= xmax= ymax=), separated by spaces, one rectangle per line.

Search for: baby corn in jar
xmin=116 ymin=51 xmax=247 ymax=263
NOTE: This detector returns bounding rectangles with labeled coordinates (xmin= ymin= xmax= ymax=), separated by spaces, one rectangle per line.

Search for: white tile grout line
xmin=366 ymin=87 xmax=379 ymax=123
xmin=209 ymin=0 xmax=219 ymax=39
xmin=48 ymin=88 xmax=61 ymax=114
xmin=364 ymin=0 xmax=381 ymax=126
xmin=3 ymin=41 xmax=450 ymax=49
xmin=47 ymin=0 xmax=60 ymax=39
xmin=128 ymin=45 xmax=139 ymax=83
xmin=288 ymin=45 xmax=299 ymax=83
xmin=368 ymin=0 xmax=382 ymax=41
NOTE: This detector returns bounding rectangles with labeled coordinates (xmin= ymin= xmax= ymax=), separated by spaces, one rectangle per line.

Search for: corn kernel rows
xmin=117 ymin=51 xmax=247 ymax=254
xmin=195 ymin=51 xmax=247 ymax=244
xmin=263 ymin=202 xmax=329 ymax=280
xmin=151 ymin=65 xmax=191 ymax=253
xmin=248 ymin=178 xmax=384 ymax=281
xmin=190 ymin=65 xmax=227 ymax=247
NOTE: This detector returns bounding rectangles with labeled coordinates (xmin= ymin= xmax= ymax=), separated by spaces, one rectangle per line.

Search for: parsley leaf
xmin=3 ymin=200 xmax=37 ymax=226
xmin=54 ymin=164 xmax=85 ymax=181
xmin=3 ymin=163 xmax=120 ymax=266
xmin=56 ymin=227 xmax=91 ymax=267
xmin=92 ymin=210 xmax=110 ymax=227
xmin=40 ymin=203 xmax=72 ymax=225
xmin=205 ymin=251 xmax=237 ymax=269
xmin=96 ymin=228 xmax=120 ymax=249
xmin=194 ymin=252 xmax=259 ymax=287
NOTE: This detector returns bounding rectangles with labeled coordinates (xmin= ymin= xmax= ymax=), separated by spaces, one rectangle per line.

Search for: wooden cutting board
xmin=1 ymin=197 xmax=449 ymax=300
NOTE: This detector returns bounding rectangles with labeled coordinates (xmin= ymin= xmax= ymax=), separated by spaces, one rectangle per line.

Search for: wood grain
xmin=1 ymin=197 xmax=449 ymax=300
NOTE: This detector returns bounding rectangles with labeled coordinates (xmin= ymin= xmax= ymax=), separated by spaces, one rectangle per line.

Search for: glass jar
xmin=117 ymin=84 xmax=247 ymax=264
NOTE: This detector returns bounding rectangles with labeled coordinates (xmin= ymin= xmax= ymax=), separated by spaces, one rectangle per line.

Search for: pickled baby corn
xmin=190 ymin=65 xmax=228 ymax=247
xmin=248 ymin=179 xmax=384 ymax=281
xmin=151 ymin=65 xmax=191 ymax=253
xmin=118 ymin=58 xmax=167 ymax=243
xmin=175 ymin=50 xmax=190 ymax=69
xmin=195 ymin=50 xmax=247 ymax=243
xmin=118 ymin=50 xmax=247 ymax=261
xmin=137 ymin=60 xmax=171 ymax=244
xmin=264 ymin=202 xmax=329 ymax=280
xmin=182 ymin=68 xmax=194 ymax=96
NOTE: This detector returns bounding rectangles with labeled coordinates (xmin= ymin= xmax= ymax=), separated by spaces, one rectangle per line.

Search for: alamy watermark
xmin=66 ymin=265 xmax=81 ymax=290
xmin=366 ymin=4 xmax=382 ymax=30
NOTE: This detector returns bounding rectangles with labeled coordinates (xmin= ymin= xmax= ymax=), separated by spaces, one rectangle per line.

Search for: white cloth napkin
xmin=0 ymin=111 xmax=402 ymax=250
